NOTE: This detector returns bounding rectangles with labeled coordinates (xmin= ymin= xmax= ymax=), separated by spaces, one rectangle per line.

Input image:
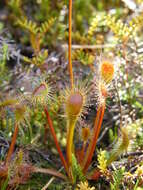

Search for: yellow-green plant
xmin=8 ymin=0 xmax=56 ymax=68
xmin=87 ymin=12 xmax=143 ymax=43
xmin=72 ymin=49 xmax=95 ymax=66
xmin=16 ymin=17 xmax=56 ymax=67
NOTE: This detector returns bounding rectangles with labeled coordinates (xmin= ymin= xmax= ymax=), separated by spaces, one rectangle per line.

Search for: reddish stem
xmin=68 ymin=0 xmax=74 ymax=89
xmin=82 ymin=104 xmax=105 ymax=173
xmin=44 ymin=107 xmax=69 ymax=176
xmin=6 ymin=123 xmax=19 ymax=165
xmin=81 ymin=108 xmax=101 ymax=168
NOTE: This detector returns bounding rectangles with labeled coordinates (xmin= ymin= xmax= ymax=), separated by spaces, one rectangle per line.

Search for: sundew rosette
xmin=94 ymin=55 xmax=115 ymax=84
xmin=32 ymin=81 xmax=52 ymax=106
xmin=82 ymin=56 xmax=115 ymax=172
xmin=94 ymin=80 xmax=110 ymax=107
xmin=93 ymin=56 xmax=115 ymax=107
xmin=66 ymin=91 xmax=83 ymax=119
xmin=63 ymin=83 xmax=89 ymax=169
xmin=100 ymin=60 xmax=114 ymax=83
xmin=63 ymin=83 xmax=89 ymax=121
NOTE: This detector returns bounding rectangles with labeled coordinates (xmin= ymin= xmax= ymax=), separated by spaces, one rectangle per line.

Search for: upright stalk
xmin=66 ymin=119 xmax=76 ymax=166
xmin=68 ymin=0 xmax=74 ymax=89
xmin=65 ymin=119 xmax=76 ymax=182
xmin=6 ymin=123 xmax=19 ymax=164
xmin=44 ymin=107 xmax=69 ymax=177
xmin=82 ymin=104 xmax=105 ymax=173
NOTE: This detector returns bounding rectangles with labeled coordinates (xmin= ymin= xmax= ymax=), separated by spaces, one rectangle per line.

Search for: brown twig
xmin=33 ymin=166 xmax=66 ymax=180
xmin=63 ymin=44 xmax=118 ymax=50
xmin=41 ymin=167 xmax=64 ymax=190
xmin=122 ymin=151 xmax=143 ymax=157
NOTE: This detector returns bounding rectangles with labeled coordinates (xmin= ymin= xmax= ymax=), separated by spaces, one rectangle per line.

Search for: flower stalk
xmin=82 ymin=103 xmax=105 ymax=173
xmin=65 ymin=90 xmax=84 ymax=180
xmin=66 ymin=119 xmax=76 ymax=166
xmin=6 ymin=123 xmax=19 ymax=165
xmin=68 ymin=0 xmax=74 ymax=89
xmin=44 ymin=107 xmax=69 ymax=177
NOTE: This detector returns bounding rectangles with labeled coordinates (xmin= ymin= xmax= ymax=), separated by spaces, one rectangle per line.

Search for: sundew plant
xmin=0 ymin=0 xmax=143 ymax=189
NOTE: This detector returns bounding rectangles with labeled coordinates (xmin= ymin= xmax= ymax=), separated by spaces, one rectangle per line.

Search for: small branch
xmin=41 ymin=176 xmax=55 ymax=190
xmin=97 ymin=125 xmax=113 ymax=144
xmin=41 ymin=167 xmax=64 ymax=190
xmin=63 ymin=44 xmax=118 ymax=50
xmin=122 ymin=151 xmax=143 ymax=157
